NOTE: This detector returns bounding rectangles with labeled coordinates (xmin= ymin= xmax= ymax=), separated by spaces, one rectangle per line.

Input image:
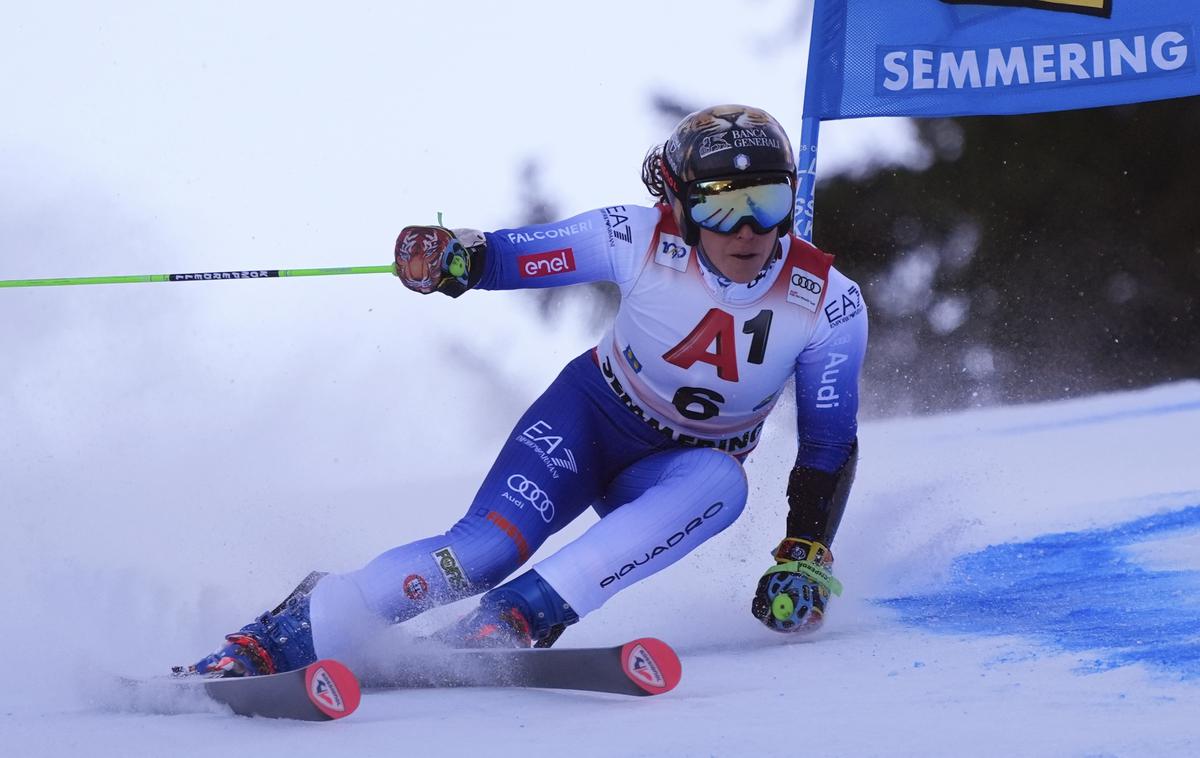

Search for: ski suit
xmin=309 ymin=203 xmax=867 ymax=655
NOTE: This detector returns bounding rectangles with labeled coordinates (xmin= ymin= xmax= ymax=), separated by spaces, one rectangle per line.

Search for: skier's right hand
xmin=394 ymin=225 xmax=485 ymax=298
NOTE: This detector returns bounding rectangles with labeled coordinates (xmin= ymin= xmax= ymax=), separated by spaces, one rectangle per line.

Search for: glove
xmin=751 ymin=538 xmax=843 ymax=633
xmin=393 ymin=225 xmax=484 ymax=297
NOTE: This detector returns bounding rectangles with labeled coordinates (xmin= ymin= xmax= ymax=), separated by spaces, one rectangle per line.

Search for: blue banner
xmin=804 ymin=0 xmax=1200 ymax=119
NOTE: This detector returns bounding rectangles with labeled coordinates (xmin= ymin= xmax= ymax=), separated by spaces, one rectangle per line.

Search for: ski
xmin=359 ymin=637 xmax=682 ymax=698
xmin=119 ymin=658 xmax=361 ymax=722
xmin=119 ymin=638 xmax=678 ymax=721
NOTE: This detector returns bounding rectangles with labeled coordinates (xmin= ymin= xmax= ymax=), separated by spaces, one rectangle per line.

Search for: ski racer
xmin=189 ymin=104 xmax=868 ymax=676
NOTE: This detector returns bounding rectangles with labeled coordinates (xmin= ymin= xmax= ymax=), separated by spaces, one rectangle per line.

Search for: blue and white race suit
xmin=310 ymin=204 xmax=867 ymax=654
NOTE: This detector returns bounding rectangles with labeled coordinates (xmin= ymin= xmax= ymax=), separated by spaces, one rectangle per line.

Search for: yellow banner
xmin=940 ymin=0 xmax=1112 ymax=18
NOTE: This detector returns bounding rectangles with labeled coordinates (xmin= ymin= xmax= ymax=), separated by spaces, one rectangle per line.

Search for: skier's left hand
xmin=750 ymin=538 xmax=842 ymax=633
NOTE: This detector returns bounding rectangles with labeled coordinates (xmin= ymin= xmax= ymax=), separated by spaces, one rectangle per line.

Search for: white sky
xmin=1 ymin=1 xmax=918 ymax=278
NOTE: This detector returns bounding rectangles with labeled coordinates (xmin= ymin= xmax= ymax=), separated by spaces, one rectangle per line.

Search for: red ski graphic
xmin=305 ymin=660 xmax=360 ymax=719
xmin=620 ymin=638 xmax=682 ymax=696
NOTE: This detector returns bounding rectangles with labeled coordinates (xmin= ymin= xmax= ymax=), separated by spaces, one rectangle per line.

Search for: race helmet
xmin=659 ymin=105 xmax=797 ymax=245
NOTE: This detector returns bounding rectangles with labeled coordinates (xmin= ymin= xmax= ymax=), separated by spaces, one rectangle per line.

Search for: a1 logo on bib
xmin=654 ymin=234 xmax=690 ymax=273
xmin=787 ymin=267 xmax=823 ymax=312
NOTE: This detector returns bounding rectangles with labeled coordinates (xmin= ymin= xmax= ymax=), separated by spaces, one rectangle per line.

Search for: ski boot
xmin=181 ymin=572 xmax=325 ymax=677
xmin=752 ymin=538 xmax=844 ymax=633
xmin=438 ymin=570 xmax=579 ymax=649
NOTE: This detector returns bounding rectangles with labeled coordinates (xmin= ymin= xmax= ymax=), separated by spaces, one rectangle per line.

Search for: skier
xmin=190 ymin=105 xmax=867 ymax=677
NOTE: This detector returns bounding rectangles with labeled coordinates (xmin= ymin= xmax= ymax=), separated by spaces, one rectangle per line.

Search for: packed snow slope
xmin=2 ymin=280 xmax=1198 ymax=755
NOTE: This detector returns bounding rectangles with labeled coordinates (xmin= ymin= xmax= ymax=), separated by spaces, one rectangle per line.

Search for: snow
xmin=3 ymin=293 xmax=1198 ymax=755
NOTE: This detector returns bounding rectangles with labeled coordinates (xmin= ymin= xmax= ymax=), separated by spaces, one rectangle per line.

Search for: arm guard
xmin=784 ymin=439 xmax=858 ymax=546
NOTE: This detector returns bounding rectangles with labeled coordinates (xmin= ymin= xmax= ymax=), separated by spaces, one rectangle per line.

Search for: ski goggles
xmin=686 ymin=174 xmax=795 ymax=235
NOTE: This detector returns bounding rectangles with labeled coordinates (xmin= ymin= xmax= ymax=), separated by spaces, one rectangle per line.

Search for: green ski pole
xmin=0 ymin=264 xmax=396 ymax=288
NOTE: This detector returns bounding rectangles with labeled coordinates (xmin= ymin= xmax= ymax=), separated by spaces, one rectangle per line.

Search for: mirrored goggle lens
xmin=688 ymin=177 xmax=794 ymax=234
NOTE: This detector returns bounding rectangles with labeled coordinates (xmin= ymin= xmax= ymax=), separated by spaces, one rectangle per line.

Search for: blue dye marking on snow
xmin=879 ymin=503 xmax=1200 ymax=679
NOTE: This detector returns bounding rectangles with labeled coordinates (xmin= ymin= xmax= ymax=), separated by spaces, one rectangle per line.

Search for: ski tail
xmin=620 ymin=638 xmax=682 ymax=696
xmin=197 ymin=658 xmax=361 ymax=721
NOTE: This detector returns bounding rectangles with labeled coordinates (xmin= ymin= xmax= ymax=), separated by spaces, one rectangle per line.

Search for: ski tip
xmin=304 ymin=659 xmax=361 ymax=720
xmin=619 ymin=638 xmax=682 ymax=696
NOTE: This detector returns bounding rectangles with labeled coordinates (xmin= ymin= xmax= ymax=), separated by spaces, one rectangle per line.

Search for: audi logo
xmin=507 ymin=474 xmax=556 ymax=523
xmin=790 ymin=273 xmax=822 ymax=293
